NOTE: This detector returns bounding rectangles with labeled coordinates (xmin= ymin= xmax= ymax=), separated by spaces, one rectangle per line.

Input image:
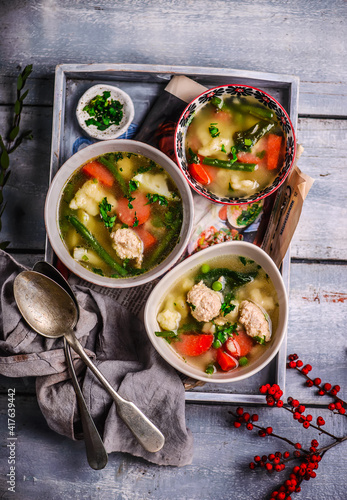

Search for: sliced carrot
xmin=266 ymin=134 xmax=283 ymax=170
xmin=116 ymin=192 xmax=150 ymax=226
xmin=216 ymin=349 xmax=238 ymax=371
xmin=134 ymin=226 xmax=157 ymax=250
xmin=82 ymin=161 xmax=114 ymax=187
xmin=189 ymin=163 xmax=212 ymax=185
xmin=236 ymin=152 xmax=260 ymax=164
xmin=175 ymin=333 xmax=214 ymax=357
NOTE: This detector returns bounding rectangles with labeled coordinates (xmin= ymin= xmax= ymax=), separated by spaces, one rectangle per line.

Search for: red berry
xmin=269 ymin=453 xmax=275 ymax=461
xmin=293 ymin=466 xmax=300 ymax=474
xmin=306 ymin=414 xmax=313 ymax=421
xmin=335 ymin=402 xmax=342 ymax=410
xmin=294 ymin=443 xmax=302 ymax=449
xmin=339 ymin=408 xmax=346 ymax=414
xmin=314 ymin=378 xmax=321 ymax=386
xmin=304 ymin=364 xmax=312 ymax=372
xmin=243 ymin=412 xmax=250 ymax=422
xmin=323 ymin=383 xmax=332 ymax=391
xmin=274 ymin=457 xmax=280 ymax=465
xmin=292 ymin=400 xmax=299 ymax=407
xmin=246 ymin=423 xmax=253 ymax=430
xmin=318 ymin=389 xmax=325 ymax=396
xmin=330 ymin=389 xmax=337 ymax=396
xmin=293 ymin=412 xmax=300 ymax=420
xmin=258 ymin=430 xmax=266 ymax=437
xmin=266 ymin=463 xmax=273 ymax=471
xmin=275 ymin=464 xmax=281 ymax=472
xmin=295 ymin=487 xmax=301 ymax=493
xmin=277 ymin=400 xmax=284 ymax=407
xmin=254 ymin=455 xmax=261 ymax=462
xmin=333 ymin=385 xmax=340 ymax=393
xmin=278 ymin=493 xmax=286 ymax=500
xmin=311 ymin=471 xmax=317 ymax=478
xmin=328 ymin=403 xmax=336 ymax=411
xmin=284 ymin=451 xmax=290 ymax=458
xmin=259 ymin=385 xmax=268 ymax=394
xmin=311 ymin=439 xmax=319 ymax=447
xmin=236 ymin=407 xmax=244 ymax=416
xmin=249 ymin=462 xmax=256 ymax=469
xmin=251 ymin=414 xmax=259 ymax=422
xmin=296 ymin=360 xmax=303 ymax=367
xmin=288 ymin=361 xmax=296 ymax=368
xmin=303 ymin=421 xmax=310 ymax=429
xmin=306 ymin=380 xmax=314 ymax=387
xmin=294 ymin=450 xmax=301 ymax=457
xmin=275 ymin=451 xmax=282 ymax=458
xmin=271 ymin=492 xmax=278 ymax=498
xmin=266 ymin=426 xmax=273 ymax=434
xmin=298 ymin=405 xmax=306 ymax=413
xmin=269 ymin=386 xmax=277 ymax=395
xmin=317 ymin=416 xmax=325 ymax=426
xmin=234 ymin=421 xmax=241 ymax=428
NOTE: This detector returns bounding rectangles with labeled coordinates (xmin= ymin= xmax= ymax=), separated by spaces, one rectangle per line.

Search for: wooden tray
xmin=47 ymin=63 xmax=299 ymax=404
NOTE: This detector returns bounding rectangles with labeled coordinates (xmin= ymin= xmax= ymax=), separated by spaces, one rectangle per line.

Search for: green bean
xmin=202 ymin=157 xmax=256 ymax=171
xmin=234 ymin=120 xmax=275 ymax=152
xmin=146 ymin=217 xmax=182 ymax=268
xmin=98 ymin=156 xmax=128 ymax=195
xmin=66 ymin=215 xmax=127 ymax=276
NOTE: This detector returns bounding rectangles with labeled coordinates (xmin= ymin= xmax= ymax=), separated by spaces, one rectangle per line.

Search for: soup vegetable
xmin=155 ymin=255 xmax=279 ymax=375
xmin=185 ymin=95 xmax=286 ymax=198
xmin=59 ymin=152 xmax=183 ymax=278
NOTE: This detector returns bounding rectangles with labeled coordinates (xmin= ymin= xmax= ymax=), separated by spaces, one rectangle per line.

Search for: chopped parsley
xmin=221 ymin=144 xmax=227 ymax=153
xmin=128 ymin=179 xmax=139 ymax=194
xmin=212 ymin=322 xmax=238 ymax=348
xmin=209 ymin=123 xmax=220 ymax=138
xmin=99 ymin=197 xmax=116 ymax=229
xmin=221 ymin=293 xmax=236 ymax=316
xmin=254 ymin=335 xmax=267 ymax=345
xmin=146 ymin=193 xmax=168 ymax=206
xmin=187 ymin=302 xmax=196 ymax=311
xmin=92 ymin=268 xmax=104 ymax=276
xmin=154 ymin=330 xmax=178 ymax=344
xmin=127 ymin=153 xmax=137 ymax=159
xmin=121 ymin=223 xmax=129 ymax=229
xmin=133 ymin=212 xmax=139 ymax=228
xmin=136 ymin=165 xmax=152 ymax=175
xmin=239 ymin=256 xmax=247 ymax=266
xmin=127 ymin=195 xmax=135 ymax=209
xmin=83 ymin=91 xmax=123 ymax=131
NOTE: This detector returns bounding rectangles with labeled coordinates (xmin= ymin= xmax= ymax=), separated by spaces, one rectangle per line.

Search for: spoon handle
xmin=64 ymin=330 xmax=165 ymax=453
xmin=64 ymin=338 xmax=108 ymax=470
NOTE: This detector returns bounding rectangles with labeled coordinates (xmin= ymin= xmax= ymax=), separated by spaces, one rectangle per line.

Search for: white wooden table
xmin=0 ymin=1 xmax=346 ymax=499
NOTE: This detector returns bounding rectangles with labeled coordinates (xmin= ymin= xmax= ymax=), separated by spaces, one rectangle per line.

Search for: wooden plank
xmin=0 ymin=395 xmax=345 ymax=499
xmin=291 ymin=118 xmax=347 ymax=260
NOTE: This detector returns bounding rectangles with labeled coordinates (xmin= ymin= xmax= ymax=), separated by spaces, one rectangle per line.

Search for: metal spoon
xmin=32 ymin=261 xmax=108 ymax=470
xmin=13 ymin=270 xmax=165 ymax=453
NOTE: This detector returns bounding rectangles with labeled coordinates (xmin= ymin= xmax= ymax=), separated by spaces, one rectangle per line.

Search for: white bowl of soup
xmin=144 ymin=241 xmax=288 ymax=383
xmin=175 ymin=85 xmax=296 ymax=205
xmin=45 ymin=140 xmax=194 ymax=287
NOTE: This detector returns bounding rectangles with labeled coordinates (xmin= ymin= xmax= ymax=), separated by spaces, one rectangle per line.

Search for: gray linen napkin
xmin=0 ymin=250 xmax=193 ymax=466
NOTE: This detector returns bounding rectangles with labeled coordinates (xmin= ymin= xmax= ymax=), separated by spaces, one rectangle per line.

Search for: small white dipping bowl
xmin=76 ymin=84 xmax=135 ymax=140
xmin=45 ymin=139 xmax=194 ymax=288
xmin=144 ymin=241 xmax=288 ymax=383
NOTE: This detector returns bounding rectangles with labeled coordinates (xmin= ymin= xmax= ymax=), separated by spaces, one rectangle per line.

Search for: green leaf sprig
xmin=0 ymin=64 xmax=33 ymax=249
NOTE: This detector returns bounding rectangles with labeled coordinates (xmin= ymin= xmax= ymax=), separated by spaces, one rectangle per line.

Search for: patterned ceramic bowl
xmin=174 ymin=85 xmax=296 ymax=205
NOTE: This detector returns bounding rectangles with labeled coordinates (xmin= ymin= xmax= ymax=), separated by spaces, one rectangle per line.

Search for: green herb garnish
xmin=221 ymin=144 xmax=227 ymax=153
xmin=133 ymin=212 xmax=139 ymax=228
xmin=146 ymin=193 xmax=168 ymax=206
xmin=205 ymin=363 xmax=215 ymax=375
xmin=254 ymin=335 xmax=267 ymax=345
xmin=209 ymin=123 xmax=220 ymax=138
xmin=188 ymin=147 xmax=200 ymax=164
xmin=99 ymin=197 xmax=116 ymax=229
xmin=212 ymin=322 xmax=238 ymax=348
xmin=127 ymin=195 xmax=135 ymax=209
xmin=128 ymin=179 xmax=139 ymax=194
xmin=256 ymin=150 xmax=266 ymax=159
xmin=239 ymin=256 xmax=247 ymax=266
xmin=92 ymin=268 xmax=104 ymax=276
xmin=83 ymin=91 xmax=123 ymax=131
xmin=155 ymin=330 xmax=178 ymax=344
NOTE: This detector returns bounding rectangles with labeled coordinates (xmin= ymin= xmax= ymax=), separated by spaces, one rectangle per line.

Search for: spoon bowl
xmin=14 ymin=270 xmax=165 ymax=453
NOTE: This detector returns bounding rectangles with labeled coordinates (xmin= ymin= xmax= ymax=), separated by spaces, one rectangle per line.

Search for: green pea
xmin=212 ymin=280 xmax=223 ymax=291
xmin=213 ymin=339 xmax=222 ymax=349
xmin=239 ymin=356 xmax=248 ymax=366
xmin=201 ymin=264 xmax=210 ymax=274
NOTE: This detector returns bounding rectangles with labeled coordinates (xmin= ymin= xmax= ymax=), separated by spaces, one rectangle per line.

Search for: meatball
xmin=110 ymin=228 xmax=143 ymax=268
xmin=186 ymin=281 xmax=222 ymax=322
xmin=239 ymin=300 xmax=271 ymax=342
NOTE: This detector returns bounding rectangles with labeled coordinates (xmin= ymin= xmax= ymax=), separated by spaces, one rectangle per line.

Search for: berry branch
xmin=230 ymin=354 xmax=346 ymax=500
xmin=0 ymin=64 xmax=33 ymax=249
